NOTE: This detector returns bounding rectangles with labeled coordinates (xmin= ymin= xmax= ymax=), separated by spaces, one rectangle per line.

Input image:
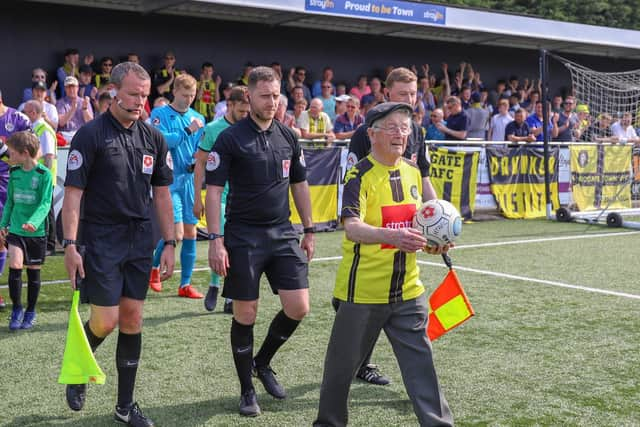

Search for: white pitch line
xmin=452 ymin=230 xmax=640 ymax=250
xmin=417 ymin=260 xmax=640 ymax=300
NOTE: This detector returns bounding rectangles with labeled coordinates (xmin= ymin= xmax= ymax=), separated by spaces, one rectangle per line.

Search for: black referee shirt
xmin=347 ymin=121 xmax=430 ymax=177
xmin=205 ymin=116 xmax=306 ymax=226
xmin=64 ymin=110 xmax=173 ymax=224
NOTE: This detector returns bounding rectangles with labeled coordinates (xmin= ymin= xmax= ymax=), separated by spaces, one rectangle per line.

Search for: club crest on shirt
xmin=410 ymin=185 xmax=419 ymax=200
xmin=31 ymin=176 xmax=39 ymax=189
xmin=206 ymin=151 xmax=220 ymax=171
xmin=346 ymin=152 xmax=358 ymax=170
xmin=5 ymin=122 xmax=14 ymax=132
xmin=142 ymin=154 xmax=154 ymax=174
xmin=67 ymin=150 xmax=83 ymax=171
xmin=282 ymin=159 xmax=291 ymax=178
xmin=152 ymin=117 xmax=160 ymax=126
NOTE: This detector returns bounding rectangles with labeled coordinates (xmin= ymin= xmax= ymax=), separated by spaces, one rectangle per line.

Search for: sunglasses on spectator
xmin=103 ymin=63 xmax=113 ymax=67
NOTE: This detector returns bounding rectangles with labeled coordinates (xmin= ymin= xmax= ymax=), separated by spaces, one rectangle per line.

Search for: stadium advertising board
xmin=305 ymin=0 xmax=446 ymax=26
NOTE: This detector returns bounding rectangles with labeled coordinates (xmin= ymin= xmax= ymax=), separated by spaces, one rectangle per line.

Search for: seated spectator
xmin=319 ymin=81 xmax=337 ymax=122
xmin=298 ymin=98 xmax=335 ymax=145
xmin=96 ymin=92 xmax=112 ymax=116
xmin=526 ymin=101 xmax=556 ymax=142
xmin=349 ymin=74 xmax=371 ymax=100
xmin=293 ymin=98 xmax=308 ymax=128
xmin=335 ymin=83 xmax=347 ymax=96
xmin=288 ymin=85 xmax=307 ymax=115
xmin=152 ymin=51 xmax=184 ymax=102
xmin=505 ymin=109 xmax=535 ymax=142
xmin=466 ymin=92 xmax=489 ymax=139
xmin=94 ymin=57 xmax=113 ymax=89
xmin=19 ymin=81 xmax=59 ymax=130
xmin=583 ymin=113 xmax=613 ymax=142
xmin=312 ymin=66 xmax=335 ymax=98
xmin=361 ymin=77 xmax=386 ymax=109
xmin=610 ymin=112 xmax=639 ymax=144
xmin=575 ymin=104 xmax=592 ymax=137
xmin=56 ymin=76 xmax=93 ymax=136
xmin=334 ymin=94 xmax=349 ymax=119
xmin=214 ymin=82 xmax=234 ymax=120
xmin=77 ymin=64 xmax=98 ymax=109
xmin=333 ymin=95 xmax=364 ymax=140
xmin=22 ymin=68 xmax=57 ymax=105
xmin=275 ymin=95 xmax=301 ymax=138
xmin=287 ymin=66 xmax=311 ymax=104
xmin=426 ymin=108 xmax=446 ymax=141
xmin=439 ymin=96 xmax=468 ymax=140
xmin=56 ymin=48 xmax=80 ymax=98
xmin=488 ymin=99 xmax=513 ymax=141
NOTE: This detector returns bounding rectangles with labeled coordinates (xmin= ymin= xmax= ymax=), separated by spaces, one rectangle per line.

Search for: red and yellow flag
xmin=427 ymin=268 xmax=474 ymax=341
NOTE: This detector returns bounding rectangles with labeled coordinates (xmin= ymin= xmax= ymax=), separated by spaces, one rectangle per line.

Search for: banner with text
xmin=632 ymin=147 xmax=640 ymax=201
xmin=570 ymin=145 xmax=632 ymax=211
xmin=485 ymin=146 xmax=560 ymax=219
xmin=305 ymin=0 xmax=446 ymax=26
xmin=428 ymin=147 xmax=479 ymax=220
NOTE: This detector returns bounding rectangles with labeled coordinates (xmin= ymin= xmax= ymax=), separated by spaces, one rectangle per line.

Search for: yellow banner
xmin=289 ymin=184 xmax=338 ymax=230
xmin=570 ymin=145 xmax=632 ymax=211
xmin=429 ymin=148 xmax=479 ymax=220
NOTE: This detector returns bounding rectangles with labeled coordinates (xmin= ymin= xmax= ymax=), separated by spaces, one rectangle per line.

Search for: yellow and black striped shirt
xmin=335 ymin=155 xmax=424 ymax=304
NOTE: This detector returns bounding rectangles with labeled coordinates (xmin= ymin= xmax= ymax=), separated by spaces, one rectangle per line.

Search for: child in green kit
xmin=0 ymin=131 xmax=52 ymax=330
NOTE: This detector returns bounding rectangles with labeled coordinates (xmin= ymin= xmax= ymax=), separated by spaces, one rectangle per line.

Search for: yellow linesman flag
xmin=58 ymin=291 xmax=105 ymax=385
xmin=427 ymin=268 xmax=474 ymax=341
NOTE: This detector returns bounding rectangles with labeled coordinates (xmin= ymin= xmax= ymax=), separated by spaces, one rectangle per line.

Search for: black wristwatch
xmin=62 ymin=239 xmax=77 ymax=249
xmin=208 ymin=233 xmax=224 ymax=241
xmin=303 ymin=227 xmax=316 ymax=234
xmin=164 ymin=239 xmax=177 ymax=248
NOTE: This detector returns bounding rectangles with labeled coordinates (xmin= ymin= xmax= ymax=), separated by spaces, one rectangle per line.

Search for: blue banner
xmin=305 ymin=0 xmax=446 ymax=26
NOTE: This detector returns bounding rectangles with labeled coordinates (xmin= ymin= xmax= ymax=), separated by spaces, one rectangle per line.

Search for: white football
xmin=413 ymin=199 xmax=462 ymax=247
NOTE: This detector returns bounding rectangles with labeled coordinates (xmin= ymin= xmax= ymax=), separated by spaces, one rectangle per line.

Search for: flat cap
xmin=365 ymin=102 xmax=413 ymax=127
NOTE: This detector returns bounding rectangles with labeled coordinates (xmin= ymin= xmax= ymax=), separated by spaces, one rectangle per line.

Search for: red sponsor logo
xmin=381 ymin=204 xmax=417 ymax=249
xmin=421 ymin=206 xmax=435 ymax=219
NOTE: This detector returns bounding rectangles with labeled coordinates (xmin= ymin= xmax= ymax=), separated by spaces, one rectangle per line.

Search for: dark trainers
xmin=223 ymin=300 xmax=233 ymax=314
xmin=65 ymin=384 xmax=87 ymax=411
xmin=239 ymin=389 xmax=261 ymax=417
xmin=114 ymin=402 xmax=155 ymax=427
xmin=21 ymin=311 xmax=36 ymax=329
xmin=254 ymin=364 xmax=286 ymax=399
xmin=204 ymin=286 xmax=218 ymax=312
xmin=356 ymin=364 xmax=390 ymax=386
xmin=9 ymin=307 xmax=23 ymax=331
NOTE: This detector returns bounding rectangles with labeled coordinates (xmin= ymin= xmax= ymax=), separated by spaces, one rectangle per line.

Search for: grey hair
xmin=279 ymin=94 xmax=288 ymax=108
xmin=25 ymin=100 xmax=43 ymax=115
xmin=110 ymin=62 xmax=150 ymax=88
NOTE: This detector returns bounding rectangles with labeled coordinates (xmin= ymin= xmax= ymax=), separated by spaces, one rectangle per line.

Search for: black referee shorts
xmin=222 ymin=222 xmax=309 ymax=301
xmin=79 ymin=220 xmax=155 ymax=307
xmin=6 ymin=233 xmax=46 ymax=266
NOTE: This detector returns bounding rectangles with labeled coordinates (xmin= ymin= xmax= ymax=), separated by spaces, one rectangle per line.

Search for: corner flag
xmin=427 ymin=253 xmax=475 ymax=341
xmin=58 ymin=290 xmax=105 ymax=385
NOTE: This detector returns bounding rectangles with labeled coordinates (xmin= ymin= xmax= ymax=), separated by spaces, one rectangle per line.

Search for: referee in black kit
xmin=205 ymin=66 xmax=315 ymax=417
xmin=61 ymin=62 xmax=175 ymax=427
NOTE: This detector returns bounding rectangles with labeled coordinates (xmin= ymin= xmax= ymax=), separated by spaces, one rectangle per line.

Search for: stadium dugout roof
xmin=28 ymin=0 xmax=640 ymax=59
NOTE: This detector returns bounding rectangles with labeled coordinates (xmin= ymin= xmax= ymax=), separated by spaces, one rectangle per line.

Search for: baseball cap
xmin=335 ymin=94 xmax=351 ymax=102
xmin=365 ymin=102 xmax=413 ymax=128
xmin=576 ymin=104 xmax=590 ymax=114
xmin=64 ymin=76 xmax=79 ymax=86
xmin=32 ymin=81 xmax=47 ymax=91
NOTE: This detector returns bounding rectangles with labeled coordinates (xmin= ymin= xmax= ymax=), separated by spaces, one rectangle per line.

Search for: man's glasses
xmin=103 ymin=63 xmax=113 ymax=67
xmin=373 ymin=125 xmax=411 ymax=135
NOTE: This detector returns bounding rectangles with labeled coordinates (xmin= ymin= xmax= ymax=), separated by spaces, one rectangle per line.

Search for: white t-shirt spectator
xmin=610 ymin=121 xmax=638 ymax=142
xmin=490 ymin=113 xmax=513 ymax=141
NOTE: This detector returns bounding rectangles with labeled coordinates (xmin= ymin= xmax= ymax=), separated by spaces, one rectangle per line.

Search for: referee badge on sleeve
xmin=206 ymin=151 xmax=220 ymax=171
xmin=67 ymin=150 xmax=83 ymax=171
xmin=142 ymin=155 xmax=154 ymax=174
xmin=282 ymin=159 xmax=291 ymax=178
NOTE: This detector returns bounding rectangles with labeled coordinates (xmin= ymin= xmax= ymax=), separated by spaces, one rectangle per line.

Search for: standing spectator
xmin=270 ymin=62 xmax=288 ymax=96
xmin=62 ymin=61 xmax=175 ymax=426
xmin=489 ymin=79 xmax=506 ymax=109
xmin=56 ymin=48 xmax=80 ymax=98
xmin=439 ymin=96 xmax=468 ymax=140
xmin=275 ymin=95 xmax=301 ymax=138
xmin=236 ymin=62 xmax=254 ymax=86
xmin=426 ymin=108 xmax=447 ymax=141
xmin=94 ymin=57 xmax=113 ymax=89
xmin=416 ymin=76 xmax=435 ymax=113
xmin=299 ymin=98 xmax=335 ymax=145
xmin=22 ymin=68 xmax=57 ymax=105
xmin=288 ymin=85 xmax=307 ymax=114
xmin=205 ymin=66 xmax=315 ymax=417
xmin=333 ymin=95 xmax=364 ymax=140
xmin=312 ymin=66 xmax=335 ymax=98
xmin=21 ymin=100 xmax=58 ymax=255
xmin=505 ymin=109 xmax=535 ymax=142
xmin=0 ymin=131 xmax=53 ymax=330
xmin=77 ymin=64 xmax=98 ymax=111
xmin=459 ymin=86 xmax=472 ymax=110
xmin=361 ymin=77 xmax=386 ymax=109
xmin=214 ymin=82 xmax=234 ymax=120
xmin=19 ymin=81 xmax=59 ymax=130
xmin=488 ymin=99 xmax=513 ymax=141
xmin=334 ymin=94 xmax=350 ymax=119
xmin=508 ymin=93 xmax=521 ymax=114
xmin=96 ymin=92 xmax=113 ymax=116
xmin=287 ymin=66 xmax=311 ymax=105
xmin=195 ymin=62 xmax=222 ymax=123
xmin=126 ymin=53 xmax=140 ymax=64
xmin=56 ymin=76 xmax=94 ymax=137
xmin=551 ymin=95 xmax=564 ymax=114
xmin=314 ymin=102 xmax=453 ymax=427
xmin=293 ymin=98 xmax=308 ymax=129
xmin=335 ymin=83 xmax=347 ymax=97
xmin=526 ymin=101 xmax=556 ymax=142
xmin=148 ymin=74 xmax=205 ymax=299
xmin=0 ymin=91 xmax=33 ymax=309
xmin=152 ymin=51 xmax=183 ymax=102
xmin=319 ymin=81 xmax=337 ymax=122
xmin=349 ymin=74 xmax=371 ymax=100
xmin=553 ymin=97 xmax=580 ymax=142
xmin=466 ymin=92 xmax=489 ymax=139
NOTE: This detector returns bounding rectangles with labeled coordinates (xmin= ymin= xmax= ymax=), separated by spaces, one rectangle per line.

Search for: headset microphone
xmin=117 ymin=99 xmax=136 ymax=113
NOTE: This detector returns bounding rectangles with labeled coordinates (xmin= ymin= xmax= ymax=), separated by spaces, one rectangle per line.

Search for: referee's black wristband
xmin=303 ymin=227 xmax=316 ymax=234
